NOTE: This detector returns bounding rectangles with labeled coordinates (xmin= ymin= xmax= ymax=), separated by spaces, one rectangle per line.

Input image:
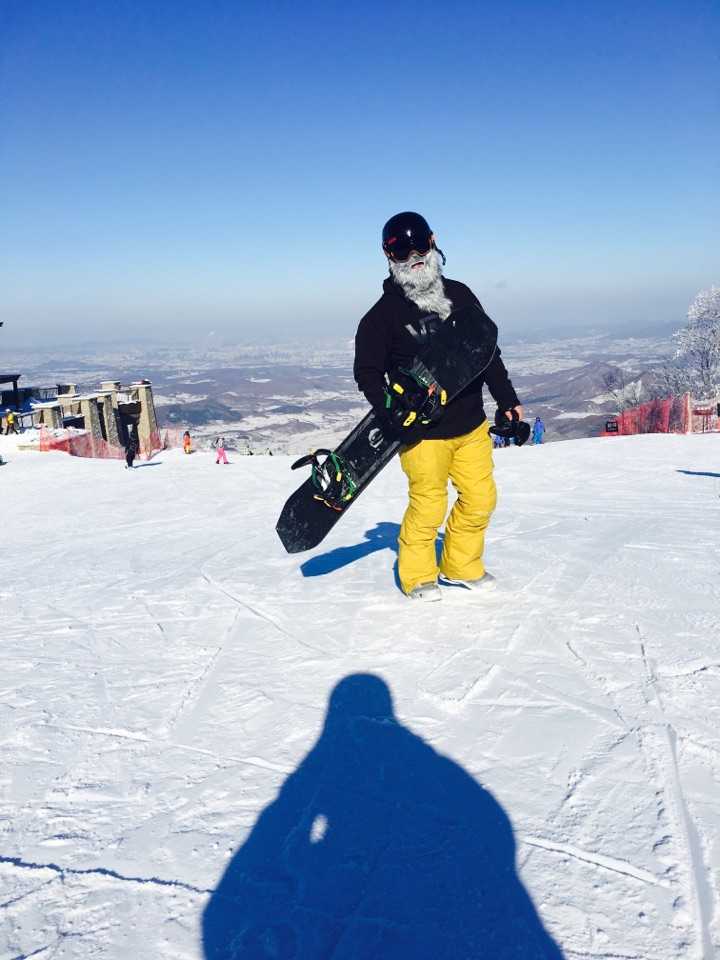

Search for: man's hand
xmin=490 ymin=405 xmax=531 ymax=446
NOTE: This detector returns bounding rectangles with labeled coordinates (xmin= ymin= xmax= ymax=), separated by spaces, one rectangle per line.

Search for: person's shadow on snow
xmin=300 ymin=522 xmax=400 ymax=578
xmin=300 ymin=523 xmax=445 ymax=593
xmin=202 ymin=674 xmax=563 ymax=959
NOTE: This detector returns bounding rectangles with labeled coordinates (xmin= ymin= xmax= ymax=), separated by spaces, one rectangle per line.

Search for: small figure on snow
xmin=124 ymin=430 xmax=138 ymax=469
xmin=4 ymin=409 xmax=18 ymax=435
xmin=182 ymin=430 xmax=192 ymax=454
xmin=532 ymin=417 xmax=545 ymax=444
xmin=354 ymin=211 xmax=523 ymax=601
xmin=214 ymin=436 xmax=229 ymax=464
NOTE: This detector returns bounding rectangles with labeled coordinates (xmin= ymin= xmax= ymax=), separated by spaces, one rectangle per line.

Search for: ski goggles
xmin=382 ymin=231 xmax=433 ymax=262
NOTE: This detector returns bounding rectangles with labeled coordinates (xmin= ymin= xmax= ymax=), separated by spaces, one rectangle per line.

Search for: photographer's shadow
xmin=203 ymin=674 xmax=563 ymax=959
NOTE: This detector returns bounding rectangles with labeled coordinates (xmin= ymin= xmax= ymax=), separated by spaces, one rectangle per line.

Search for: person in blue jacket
xmin=532 ymin=417 xmax=545 ymax=444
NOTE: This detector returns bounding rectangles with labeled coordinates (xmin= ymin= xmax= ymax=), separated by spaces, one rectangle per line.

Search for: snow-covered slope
xmin=2 ymin=433 xmax=719 ymax=959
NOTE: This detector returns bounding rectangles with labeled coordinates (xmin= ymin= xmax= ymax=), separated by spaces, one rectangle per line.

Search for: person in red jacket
xmin=354 ymin=212 xmax=522 ymax=601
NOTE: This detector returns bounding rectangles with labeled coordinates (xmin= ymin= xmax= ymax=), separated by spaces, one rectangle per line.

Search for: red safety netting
xmin=38 ymin=427 xmax=179 ymax=460
xmin=602 ymin=395 xmax=691 ymax=436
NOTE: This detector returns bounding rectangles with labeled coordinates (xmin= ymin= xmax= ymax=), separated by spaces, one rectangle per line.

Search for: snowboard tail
xmin=276 ymin=304 xmax=498 ymax=554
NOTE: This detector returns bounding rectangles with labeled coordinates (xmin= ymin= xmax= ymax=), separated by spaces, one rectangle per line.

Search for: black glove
xmin=489 ymin=407 xmax=531 ymax=446
xmin=383 ymin=366 xmax=446 ymax=434
xmin=375 ymin=411 xmax=424 ymax=446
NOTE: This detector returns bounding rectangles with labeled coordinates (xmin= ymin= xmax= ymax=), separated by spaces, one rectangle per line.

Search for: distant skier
xmin=4 ymin=409 xmax=18 ymax=434
xmin=532 ymin=417 xmax=545 ymax=444
xmin=182 ymin=431 xmax=192 ymax=454
xmin=214 ymin=436 xmax=229 ymax=464
xmin=124 ymin=431 xmax=138 ymax=469
xmin=354 ymin=211 xmax=523 ymax=601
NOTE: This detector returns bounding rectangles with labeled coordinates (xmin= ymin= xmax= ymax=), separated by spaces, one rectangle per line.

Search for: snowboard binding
xmin=291 ymin=449 xmax=359 ymax=511
xmin=384 ymin=362 xmax=448 ymax=431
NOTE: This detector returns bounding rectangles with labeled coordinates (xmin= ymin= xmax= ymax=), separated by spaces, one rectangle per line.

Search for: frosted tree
xmin=650 ymin=360 xmax=692 ymax=400
xmin=601 ymin=368 xmax=643 ymax=411
xmin=672 ymin=286 xmax=720 ymax=398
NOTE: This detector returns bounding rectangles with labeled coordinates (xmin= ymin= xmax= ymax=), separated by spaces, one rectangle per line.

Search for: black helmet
xmin=382 ymin=211 xmax=445 ymax=264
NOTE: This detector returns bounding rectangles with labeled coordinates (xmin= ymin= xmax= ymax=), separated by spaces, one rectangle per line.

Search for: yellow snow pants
xmin=398 ymin=420 xmax=497 ymax=594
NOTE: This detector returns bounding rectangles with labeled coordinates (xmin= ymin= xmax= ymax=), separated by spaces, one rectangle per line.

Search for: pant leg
xmin=220 ymin=449 xmax=228 ymax=463
xmin=398 ymin=438 xmax=453 ymax=594
xmin=440 ymin=421 xmax=497 ymax=581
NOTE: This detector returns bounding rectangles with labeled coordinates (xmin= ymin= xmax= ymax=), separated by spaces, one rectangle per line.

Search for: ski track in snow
xmin=1 ymin=433 xmax=719 ymax=958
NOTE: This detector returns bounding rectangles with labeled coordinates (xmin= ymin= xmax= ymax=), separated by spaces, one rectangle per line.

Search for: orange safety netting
xmin=38 ymin=427 xmax=179 ymax=459
xmin=602 ymin=395 xmax=691 ymax=436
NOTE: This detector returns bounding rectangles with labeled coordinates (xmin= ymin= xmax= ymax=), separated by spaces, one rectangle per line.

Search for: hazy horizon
xmin=1 ymin=309 xmax=683 ymax=356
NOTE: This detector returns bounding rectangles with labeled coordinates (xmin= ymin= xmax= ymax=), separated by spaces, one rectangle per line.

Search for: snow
xmin=1 ymin=432 xmax=719 ymax=958
xmin=153 ymin=393 xmax=210 ymax=405
xmin=552 ymin=412 xmax=598 ymax=420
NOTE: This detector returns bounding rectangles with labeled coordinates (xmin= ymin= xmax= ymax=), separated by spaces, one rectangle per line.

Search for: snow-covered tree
xmin=601 ymin=368 xmax=643 ymax=411
xmin=649 ymin=361 xmax=693 ymax=400
xmin=672 ymin=285 xmax=720 ymax=398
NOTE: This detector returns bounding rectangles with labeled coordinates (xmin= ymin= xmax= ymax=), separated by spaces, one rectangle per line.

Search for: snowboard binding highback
xmin=291 ymin=449 xmax=359 ymax=511
xmin=384 ymin=361 xmax=448 ymax=430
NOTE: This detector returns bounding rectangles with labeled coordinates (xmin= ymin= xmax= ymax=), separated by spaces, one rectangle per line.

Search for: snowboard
xmin=276 ymin=303 xmax=498 ymax=554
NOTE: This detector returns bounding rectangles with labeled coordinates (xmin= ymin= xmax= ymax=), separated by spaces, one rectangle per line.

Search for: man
xmin=4 ymin=409 xmax=18 ymax=435
xmin=532 ymin=416 xmax=546 ymax=444
xmin=124 ymin=430 xmax=138 ymax=469
xmin=354 ymin=212 xmax=522 ymax=602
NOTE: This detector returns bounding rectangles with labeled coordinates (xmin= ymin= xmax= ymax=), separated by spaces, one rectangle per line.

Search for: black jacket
xmin=354 ymin=276 xmax=520 ymax=440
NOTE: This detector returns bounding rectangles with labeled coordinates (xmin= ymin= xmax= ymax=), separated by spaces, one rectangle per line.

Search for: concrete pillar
xmin=59 ymin=395 xmax=81 ymax=417
xmin=131 ymin=381 xmax=160 ymax=455
xmin=79 ymin=396 xmax=103 ymax=454
xmin=37 ymin=403 xmax=63 ymax=430
xmin=97 ymin=393 xmax=121 ymax=447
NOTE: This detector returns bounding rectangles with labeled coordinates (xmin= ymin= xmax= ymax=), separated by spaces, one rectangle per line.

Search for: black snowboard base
xmin=276 ymin=304 xmax=498 ymax=554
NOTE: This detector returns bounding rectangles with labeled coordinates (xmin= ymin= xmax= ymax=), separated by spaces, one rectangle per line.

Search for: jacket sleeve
xmin=483 ymin=347 xmax=520 ymax=412
xmin=353 ymin=311 xmax=390 ymax=414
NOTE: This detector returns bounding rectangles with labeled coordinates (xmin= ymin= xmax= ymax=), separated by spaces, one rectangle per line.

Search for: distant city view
xmin=4 ymin=327 xmax=674 ymax=454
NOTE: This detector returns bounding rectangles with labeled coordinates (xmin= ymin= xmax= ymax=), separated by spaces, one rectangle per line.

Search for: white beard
xmin=389 ymin=248 xmax=453 ymax=320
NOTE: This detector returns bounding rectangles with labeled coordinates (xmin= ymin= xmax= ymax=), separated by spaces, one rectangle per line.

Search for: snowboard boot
xmin=439 ymin=572 xmax=496 ymax=592
xmin=406 ymin=581 xmax=442 ymax=602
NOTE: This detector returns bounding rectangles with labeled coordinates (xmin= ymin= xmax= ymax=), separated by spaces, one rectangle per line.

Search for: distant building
xmin=15 ymin=376 xmax=161 ymax=459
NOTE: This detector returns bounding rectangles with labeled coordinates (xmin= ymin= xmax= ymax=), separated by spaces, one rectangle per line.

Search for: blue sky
xmin=1 ymin=0 xmax=718 ymax=346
